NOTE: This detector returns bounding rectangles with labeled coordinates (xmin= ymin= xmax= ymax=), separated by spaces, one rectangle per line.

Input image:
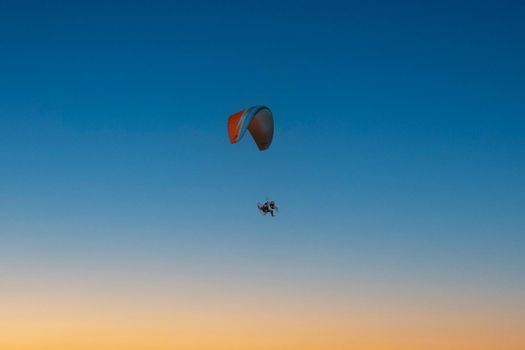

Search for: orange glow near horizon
xmin=1 ymin=275 xmax=524 ymax=350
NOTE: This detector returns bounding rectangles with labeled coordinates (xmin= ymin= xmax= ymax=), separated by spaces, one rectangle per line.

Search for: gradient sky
xmin=1 ymin=1 xmax=524 ymax=349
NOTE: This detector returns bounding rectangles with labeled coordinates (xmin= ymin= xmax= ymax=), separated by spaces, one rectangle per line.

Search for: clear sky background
xmin=1 ymin=1 xmax=524 ymax=349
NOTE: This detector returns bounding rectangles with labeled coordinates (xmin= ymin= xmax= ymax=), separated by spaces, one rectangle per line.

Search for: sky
xmin=1 ymin=0 xmax=524 ymax=349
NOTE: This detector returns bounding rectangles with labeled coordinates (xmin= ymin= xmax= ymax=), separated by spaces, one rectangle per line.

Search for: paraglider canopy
xmin=228 ymin=106 xmax=273 ymax=151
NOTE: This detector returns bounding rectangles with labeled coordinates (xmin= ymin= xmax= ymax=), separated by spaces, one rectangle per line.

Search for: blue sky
xmin=1 ymin=0 xmax=524 ymax=300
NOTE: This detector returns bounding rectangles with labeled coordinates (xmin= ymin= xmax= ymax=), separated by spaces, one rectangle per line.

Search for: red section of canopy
xmin=227 ymin=110 xmax=244 ymax=144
